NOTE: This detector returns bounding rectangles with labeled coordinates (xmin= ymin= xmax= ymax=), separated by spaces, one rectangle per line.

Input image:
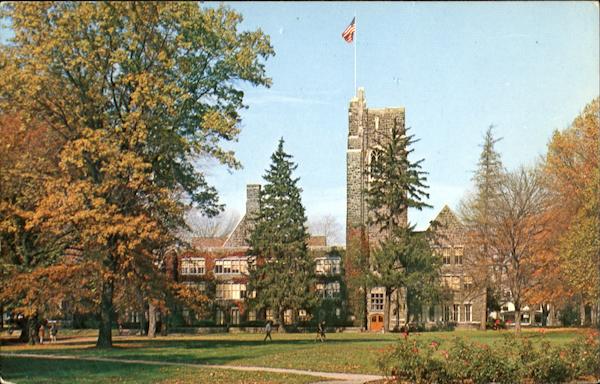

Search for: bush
xmin=378 ymin=337 xmax=450 ymax=384
xmin=379 ymin=330 xmax=600 ymax=384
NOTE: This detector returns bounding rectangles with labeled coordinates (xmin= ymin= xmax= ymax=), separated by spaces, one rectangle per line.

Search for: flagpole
xmin=354 ymin=12 xmax=357 ymax=95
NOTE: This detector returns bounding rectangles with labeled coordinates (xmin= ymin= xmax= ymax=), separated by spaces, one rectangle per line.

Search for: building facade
xmin=176 ymin=184 xmax=345 ymax=326
xmin=346 ymin=89 xmax=485 ymax=330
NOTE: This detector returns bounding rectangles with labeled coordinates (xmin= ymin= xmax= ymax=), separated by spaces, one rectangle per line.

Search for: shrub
xmin=380 ymin=331 xmax=600 ymax=384
xmin=379 ymin=337 xmax=450 ymax=384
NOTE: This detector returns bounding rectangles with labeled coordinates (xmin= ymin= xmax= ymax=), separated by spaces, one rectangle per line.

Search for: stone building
xmin=426 ymin=205 xmax=486 ymax=328
xmin=176 ymin=184 xmax=345 ymax=326
xmin=346 ymin=89 xmax=485 ymax=330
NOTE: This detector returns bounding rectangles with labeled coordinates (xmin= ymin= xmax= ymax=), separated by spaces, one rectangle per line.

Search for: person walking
xmin=315 ymin=321 xmax=326 ymax=342
xmin=38 ymin=322 xmax=45 ymax=344
xmin=263 ymin=320 xmax=272 ymax=342
xmin=50 ymin=323 xmax=58 ymax=343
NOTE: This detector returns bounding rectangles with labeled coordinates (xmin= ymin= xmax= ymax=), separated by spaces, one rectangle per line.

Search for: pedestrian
xmin=315 ymin=321 xmax=326 ymax=342
xmin=38 ymin=322 xmax=45 ymax=344
xmin=263 ymin=320 xmax=272 ymax=342
xmin=50 ymin=323 xmax=58 ymax=343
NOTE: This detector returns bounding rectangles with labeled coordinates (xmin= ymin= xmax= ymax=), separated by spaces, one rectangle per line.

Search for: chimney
xmin=246 ymin=184 xmax=261 ymax=218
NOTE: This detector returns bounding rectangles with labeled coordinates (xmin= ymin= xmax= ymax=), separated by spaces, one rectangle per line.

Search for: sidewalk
xmin=1 ymin=353 xmax=384 ymax=384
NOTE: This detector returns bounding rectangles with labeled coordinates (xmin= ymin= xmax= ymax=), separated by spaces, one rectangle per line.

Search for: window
xmin=284 ymin=309 xmax=293 ymax=325
xmin=182 ymin=281 xmax=206 ymax=293
xmin=454 ymin=247 xmax=463 ymax=265
xmin=231 ymin=307 xmax=240 ymax=325
xmin=443 ymin=305 xmax=450 ymax=322
xmin=266 ymin=309 xmax=274 ymax=321
xmin=315 ymin=257 xmax=341 ymax=275
xmin=442 ymin=248 xmax=452 ymax=265
xmin=452 ymin=304 xmax=460 ymax=322
xmin=371 ymin=293 xmax=384 ymax=311
xmin=181 ymin=258 xmax=205 ymax=275
xmin=463 ymin=276 xmax=473 ymax=291
xmin=299 ymin=309 xmax=309 ymax=321
xmin=216 ymin=283 xmax=247 ymax=300
xmin=215 ymin=308 xmax=224 ymax=325
xmin=443 ymin=275 xmax=461 ymax=290
xmin=428 ymin=306 xmax=435 ymax=322
xmin=248 ymin=310 xmax=257 ymax=322
xmin=214 ymin=258 xmax=248 ymax=275
xmin=464 ymin=304 xmax=472 ymax=322
xmin=316 ymin=281 xmax=341 ymax=298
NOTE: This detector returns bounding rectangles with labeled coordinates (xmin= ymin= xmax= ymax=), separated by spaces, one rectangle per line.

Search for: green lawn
xmin=1 ymin=328 xmax=586 ymax=377
xmin=0 ymin=355 xmax=319 ymax=384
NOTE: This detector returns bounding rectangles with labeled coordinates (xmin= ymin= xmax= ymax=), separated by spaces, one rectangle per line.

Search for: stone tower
xmin=346 ymin=88 xmax=407 ymax=245
xmin=346 ymin=88 xmax=409 ymax=331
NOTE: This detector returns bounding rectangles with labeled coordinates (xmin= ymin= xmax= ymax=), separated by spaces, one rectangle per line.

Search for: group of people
xmin=262 ymin=320 xmax=327 ymax=342
xmin=36 ymin=321 xmax=58 ymax=344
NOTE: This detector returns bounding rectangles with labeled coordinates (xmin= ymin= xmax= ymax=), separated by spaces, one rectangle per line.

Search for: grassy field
xmin=0 ymin=328 xmax=587 ymax=378
xmin=0 ymin=355 xmax=319 ymax=384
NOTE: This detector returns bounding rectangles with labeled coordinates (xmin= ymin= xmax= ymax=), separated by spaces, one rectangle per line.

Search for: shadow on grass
xmin=1 ymin=355 xmax=172 ymax=384
xmin=6 ymin=336 xmax=396 ymax=367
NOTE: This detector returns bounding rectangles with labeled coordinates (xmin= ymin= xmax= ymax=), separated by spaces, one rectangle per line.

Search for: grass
xmin=1 ymin=328 xmax=587 ymax=377
xmin=0 ymin=355 xmax=319 ymax=384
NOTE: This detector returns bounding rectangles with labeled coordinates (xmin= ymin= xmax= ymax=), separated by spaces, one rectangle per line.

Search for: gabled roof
xmin=191 ymin=237 xmax=227 ymax=249
xmin=427 ymin=204 xmax=463 ymax=230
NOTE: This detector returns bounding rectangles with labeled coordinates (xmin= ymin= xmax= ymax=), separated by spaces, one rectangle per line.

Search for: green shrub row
xmin=379 ymin=331 xmax=599 ymax=384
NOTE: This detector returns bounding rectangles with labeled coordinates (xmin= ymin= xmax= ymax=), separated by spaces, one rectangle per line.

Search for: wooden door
xmin=370 ymin=314 xmax=384 ymax=331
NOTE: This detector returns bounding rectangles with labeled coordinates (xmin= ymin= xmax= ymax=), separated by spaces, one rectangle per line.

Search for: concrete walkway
xmin=1 ymin=353 xmax=384 ymax=384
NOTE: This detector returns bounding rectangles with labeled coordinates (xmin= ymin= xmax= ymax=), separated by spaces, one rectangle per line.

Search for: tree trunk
xmin=479 ymin=291 xmax=487 ymax=330
xmin=17 ymin=316 xmax=30 ymax=343
xmin=362 ymin=283 xmax=368 ymax=330
xmin=580 ymin=301 xmax=586 ymax=326
xmin=160 ymin=311 xmax=168 ymax=336
xmin=548 ymin=304 xmax=556 ymax=326
xmin=515 ymin=307 xmax=521 ymax=334
xmin=541 ymin=303 xmax=549 ymax=327
xmin=395 ymin=289 xmax=400 ymax=331
xmin=277 ymin=310 xmax=286 ymax=333
xmin=383 ymin=288 xmax=391 ymax=333
xmin=96 ymin=278 xmax=114 ymax=348
xmin=147 ymin=301 xmax=156 ymax=338
xmin=27 ymin=316 xmax=38 ymax=345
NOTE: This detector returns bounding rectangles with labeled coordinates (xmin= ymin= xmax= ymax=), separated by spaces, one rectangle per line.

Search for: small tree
xmin=247 ymin=139 xmax=316 ymax=329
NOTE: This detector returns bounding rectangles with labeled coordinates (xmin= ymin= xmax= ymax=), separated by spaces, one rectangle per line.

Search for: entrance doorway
xmin=370 ymin=314 xmax=384 ymax=331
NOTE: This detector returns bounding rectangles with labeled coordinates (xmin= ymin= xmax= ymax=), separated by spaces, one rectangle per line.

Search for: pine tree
xmin=459 ymin=125 xmax=505 ymax=329
xmin=366 ymin=120 xmax=434 ymax=331
xmin=247 ymin=138 xmax=316 ymax=329
xmin=366 ymin=122 xmax=431 ymax=234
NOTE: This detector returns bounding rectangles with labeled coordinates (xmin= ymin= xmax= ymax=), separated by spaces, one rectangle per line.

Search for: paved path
xmin=1 ymin=353 xmax=384 ymax=384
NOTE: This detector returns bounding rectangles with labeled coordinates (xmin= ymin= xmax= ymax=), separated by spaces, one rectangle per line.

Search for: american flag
xmin=342 ymin=17 xmax=356 ymax=43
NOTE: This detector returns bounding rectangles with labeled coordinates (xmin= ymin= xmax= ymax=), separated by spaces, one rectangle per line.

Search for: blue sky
xmin=2 ymin=2 xmax=598 ymax=243
xmin=213 ymin=2 xmax=599 ymax=238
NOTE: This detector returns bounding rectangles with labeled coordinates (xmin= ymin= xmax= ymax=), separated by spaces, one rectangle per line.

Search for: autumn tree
xmin=365 ymin=121 xmax=434 ymax=332
xmin=459 ymin=125 xmax=505 ymax=329
xmin=544 ymin=98 xmax=599 ymax=325
xmin=0 ymin=114 xmax=76 ymax=343
xmin=487 ymin=167 xmax=551 ymax=333
xmin=0 ymin=2 xmax=273 ymax=347
xmin=247 ymin=139 xmax=316 ymax=329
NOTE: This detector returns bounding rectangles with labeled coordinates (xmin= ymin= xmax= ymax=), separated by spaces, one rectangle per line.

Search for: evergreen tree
xmin=459 ymin=125 xmax=505 ymax=329
xmin=247 ymin=138 xmax=316 ymax=329
xmin=366 ymin=122 xmax=431 ymax=234
xmin=366 ymin=120 xmax=435 ymax=331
